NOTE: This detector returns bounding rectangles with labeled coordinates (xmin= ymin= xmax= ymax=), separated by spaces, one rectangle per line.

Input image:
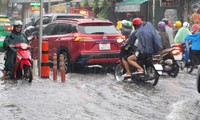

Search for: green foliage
xmin=81 ymin=0 xmax=88 ymax=7
xmin=0 ymin=1 xmax=3 ymax=7
xmin=97 ymin=6 xmax=111 ymax=19
xmin=92 ymin=0 xmax=99 ymax=12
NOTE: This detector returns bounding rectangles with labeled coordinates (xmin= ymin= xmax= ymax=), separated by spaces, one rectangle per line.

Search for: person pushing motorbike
xmin=2 ymin=20 xmax=29 ymax=80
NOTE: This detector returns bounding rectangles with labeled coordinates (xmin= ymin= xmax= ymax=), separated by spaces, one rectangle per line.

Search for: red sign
xmin=30 ymin=6 xmax=40 ymax=11
xmin=160 ymin=0 xmax=180 ymax=7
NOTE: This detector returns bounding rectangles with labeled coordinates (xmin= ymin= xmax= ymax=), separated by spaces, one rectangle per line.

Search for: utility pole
xmin=39 ymin=0 xmax=43 ymax=77
xmin=152 ymin=0 xmax=155 ymax=26
xmin=48 ymin=0 xmax=51 ymax=13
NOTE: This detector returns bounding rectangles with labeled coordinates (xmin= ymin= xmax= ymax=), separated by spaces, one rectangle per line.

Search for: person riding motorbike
xmin=121 ymin=18 xmax=141 ymax=77
xmin=184 ymin=24 xmax=200 ymax=68
xmin=2 ymin=20 xmax=29 ymax=80
xmin=126 ymin=18 xmax=162 ymax=75
xmin=157 ymin=21 xmax=170 ymax=52
xmin=162 ymin=18 xmax=174 ymax=46
xmin=173 ymin=21 xmax=182 ymax=37
xmin=174 ymin=22 xmax=192 ymax=44
xmin=119 ymin=20 xmax=133 ymax=39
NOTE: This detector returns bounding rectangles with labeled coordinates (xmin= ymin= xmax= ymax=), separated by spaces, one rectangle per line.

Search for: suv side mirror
xmin=43 ymin=18 xmax=51 ymax=24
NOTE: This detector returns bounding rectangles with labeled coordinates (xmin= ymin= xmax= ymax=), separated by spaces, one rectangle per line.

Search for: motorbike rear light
xmin=172 ymin=49 xmax=181 ymax=55
xmin=4 ymin=26 xmax=13 ymax=31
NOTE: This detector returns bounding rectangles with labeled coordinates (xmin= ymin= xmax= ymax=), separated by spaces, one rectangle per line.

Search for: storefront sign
xmin=30 ymin=3 xmax=40 ymax=11
xmin=160 ymin=0 xmax=180 ymax=7
xmin=9 ymin=0 xmax=63 ymax=3
xmin=115 ymin=4 xmax=140 ymax=12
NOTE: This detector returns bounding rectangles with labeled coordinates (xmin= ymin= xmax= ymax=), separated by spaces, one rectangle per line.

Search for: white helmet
xmin=14 ymin=20 xmax=23 ymax=26
xmin=183 ymin=22 xmax=190 ymax=28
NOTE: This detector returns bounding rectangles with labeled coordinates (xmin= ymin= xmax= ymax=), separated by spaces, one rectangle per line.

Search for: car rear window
xmin=78 ymin=23 xmax=119 ymax=34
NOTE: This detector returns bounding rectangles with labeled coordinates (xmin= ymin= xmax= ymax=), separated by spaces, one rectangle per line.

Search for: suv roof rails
xmin=56 ymin=18 xmax=79 ymax=21
xmin=91 ymin=18 xmax=110 ymax=21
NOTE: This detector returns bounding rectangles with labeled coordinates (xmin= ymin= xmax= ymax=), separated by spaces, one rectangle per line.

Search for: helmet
xmin=162 ymin=18 xmax=168 ymax=25
xmin=183 ymin=22 xmax=190 ymax=28
xmin=158 ymin=21 xmax=166 ymax=28
xmin=191 ymin=24 xmax=200 ymax=33
xmin=14 ymin=20 xmax=23 ymax=26
xmin=174 ymin=21 xmax=182 ymax=27
xmin=132 ymin=18 xmax=143 ymax=25
xmin=121 ymin=20 xmax=127 ymax=26
xmin=125 ymin=21 xmax=132 ymax=27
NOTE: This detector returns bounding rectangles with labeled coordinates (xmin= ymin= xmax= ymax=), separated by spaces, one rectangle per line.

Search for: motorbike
xmin=158 ymin=46 xmax=180 ymax=78
xmin=6 ymin=43 xmax=33 ymax=82
xmin=114 ymin=52 xmax=163 ymax=86
xmin=172 ymin=43 xmax=195 ymax=74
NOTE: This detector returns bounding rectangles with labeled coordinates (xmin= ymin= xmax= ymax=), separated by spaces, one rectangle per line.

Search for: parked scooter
xmin=5 ymin=43 xmax=33 ymax=82
xmin=114 ymin=52 xmax=163 ymax=86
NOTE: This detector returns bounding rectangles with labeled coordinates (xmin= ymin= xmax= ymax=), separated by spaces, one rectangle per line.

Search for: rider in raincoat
xmin=2 ymin=20 xmax=29 ymax=80
xmin=174 ymin=22 xmax=192 ymax=44
xmin=184 ymin=25 xmax=200 ymax=66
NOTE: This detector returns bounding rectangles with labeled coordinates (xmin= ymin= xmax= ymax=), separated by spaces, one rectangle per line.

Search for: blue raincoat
xmin=184 ymin=32 xmax=200 ymax=61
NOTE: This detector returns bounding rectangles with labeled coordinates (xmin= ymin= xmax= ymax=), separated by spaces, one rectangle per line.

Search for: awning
xmin=116 ymin=0 xmax=148 ymax=6
xmin=9 ymin=0 xmax=63 ymax=3
xmin=115 ymin=0 xmax=148 ymax=12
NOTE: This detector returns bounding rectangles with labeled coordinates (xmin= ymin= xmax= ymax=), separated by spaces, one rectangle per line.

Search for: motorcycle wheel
xmin=167 ymin=61 xmax=179 ymax=78
xmin=23 ymin=65 xmax=32 ymax=83
xmin=145 ymin=65 xmax=159 ymax=86
xmin=197 ymin=67 xmax=200 ymax=93
xmin=114 ymin=64 xmax=125 ymax=82
xmin=186 ymin=64 xmax=194 ymax=74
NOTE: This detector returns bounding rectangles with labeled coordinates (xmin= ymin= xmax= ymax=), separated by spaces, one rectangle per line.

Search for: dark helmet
xmin=132 ymin=18 xmax=143 ymax=25
xmin=158 ymin=21 xmax=166 ymax=28
xmin=162 ymin=18 xmax=168 ymax=25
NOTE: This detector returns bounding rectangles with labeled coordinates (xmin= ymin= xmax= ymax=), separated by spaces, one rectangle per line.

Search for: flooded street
xmin=0 ymin=66 xmax=200 ymax=120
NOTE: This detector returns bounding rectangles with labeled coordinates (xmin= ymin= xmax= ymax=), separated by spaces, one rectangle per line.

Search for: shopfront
xmin=114 ymin=0 xmax=148 ymax=22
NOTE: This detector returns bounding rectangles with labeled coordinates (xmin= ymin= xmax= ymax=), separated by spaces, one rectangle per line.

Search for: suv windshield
xmin=78 ymin=23 xmax=119 ymax=34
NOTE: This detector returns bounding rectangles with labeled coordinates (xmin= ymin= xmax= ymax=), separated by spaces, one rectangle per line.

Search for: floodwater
xmin=0 ymin=66 xmax=200 ymax=120
xmin=0 ymin=53 xmax=200 ymax=120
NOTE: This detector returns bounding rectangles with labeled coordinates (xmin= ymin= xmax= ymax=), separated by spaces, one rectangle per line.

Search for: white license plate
xmin=154 ymin=64 xmax=163 ymax=70
xmin=99 ymin=43 xmax=110 ymax=50
xmin=154 ymin=64 xmax=163 ymax=75
xmin=0 ymin=36 xmax=5 ymax=41
xmin=174 ymin=53 xmax=182 ymax=60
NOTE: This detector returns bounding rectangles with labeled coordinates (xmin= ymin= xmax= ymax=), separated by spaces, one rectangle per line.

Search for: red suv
xmin=30 ymin=18 xmax=125 ymax=72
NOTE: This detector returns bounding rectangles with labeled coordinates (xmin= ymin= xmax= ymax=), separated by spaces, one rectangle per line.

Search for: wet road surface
xmin=0 ymin=66 xmax=200 ymax=120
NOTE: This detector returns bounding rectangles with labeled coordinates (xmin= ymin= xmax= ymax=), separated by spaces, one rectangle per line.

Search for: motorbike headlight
xmin=20 ymin=43 xmax=28 ymax=49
